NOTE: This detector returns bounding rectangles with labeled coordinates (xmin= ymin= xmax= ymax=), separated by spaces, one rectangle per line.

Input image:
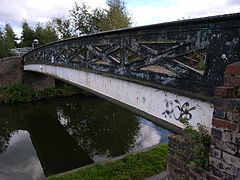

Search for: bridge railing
xmin=23 ymin=13 xmax=240 ymax=95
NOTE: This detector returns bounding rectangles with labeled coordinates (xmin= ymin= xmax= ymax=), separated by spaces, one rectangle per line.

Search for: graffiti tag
xmin=162 ymin=99 xmax=196 ymax=122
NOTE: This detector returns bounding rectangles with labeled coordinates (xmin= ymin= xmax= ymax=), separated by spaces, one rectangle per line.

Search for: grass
xmin=47 ymin=144 xmax=168 ymax=180
xmin=0 ymin=83 xmax=82 ymax=104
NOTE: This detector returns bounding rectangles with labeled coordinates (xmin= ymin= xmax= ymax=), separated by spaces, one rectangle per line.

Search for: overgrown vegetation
xmin=47 ymin=144 xmax=168 ymax=180
xmin=179 ymin=117 xmax=211 ymax=169
xmin=184 ymin=124 xmax=211 ymax=169
xmin=0 ymin=83 xmax=82 ymax=104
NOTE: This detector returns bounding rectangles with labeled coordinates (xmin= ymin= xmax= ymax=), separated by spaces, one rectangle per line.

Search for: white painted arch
xmin=24 ymin=64 xmax=214 ymax=133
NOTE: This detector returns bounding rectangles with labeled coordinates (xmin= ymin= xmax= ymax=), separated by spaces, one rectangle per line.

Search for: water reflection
xmin=57 ymin=98 xmax=141 ymax=160
xmin=27 ymin=104 xmax=94 ymax=176
xmin=0 ymin=130 xmax=44 ymax=180
xmin=0 ymin=96 xmax=170 ymax=179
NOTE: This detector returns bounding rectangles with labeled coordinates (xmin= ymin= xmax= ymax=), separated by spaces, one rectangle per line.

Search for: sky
xmin=0 ymin=0 xmax=240 ymax=37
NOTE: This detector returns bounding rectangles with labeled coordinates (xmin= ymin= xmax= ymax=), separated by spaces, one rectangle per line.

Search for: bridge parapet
xmin=23 ymin=13 xmax=240 ymax=96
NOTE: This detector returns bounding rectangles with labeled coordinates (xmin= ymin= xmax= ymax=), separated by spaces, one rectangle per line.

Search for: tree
xmin=100 ymin=0 xmax=132 ymax=31
xmin=52 ymin=17 xmax=72 ymax=39
xmin=70 ymin=2 xmax=106 ymax=35
xmin=34 ymin=25 xmax=44 ymax=45
xmin=51 ymin=0 xmax=132 ymax=39
xmin=0 ymin=28 xmax=7 ymax=58
xmin=0 ymin=25 xmax=17 ymax=59
xmin=19 ymin=21 xmax=58 ymax=47
xmin=42 ymin=24 xmax=59 ymax=44
xmin=70 ymin=2 xmax=92 ymax=35
xmin=20 ymin=21 xmax=35 ymax=47
xmin=35 ymin=23 xmax=58 ymax=46
xmin=4 ymin=23 xmax=17 ymax=49
xmin=69 ymin=0 xmax=131 ymax=34
xmin=91 ymin=8 xmax=107 ymax=32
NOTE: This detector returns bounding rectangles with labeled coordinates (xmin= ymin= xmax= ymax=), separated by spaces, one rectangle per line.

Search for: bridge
xmin=23 ymin=13 xmax=240 ymax=133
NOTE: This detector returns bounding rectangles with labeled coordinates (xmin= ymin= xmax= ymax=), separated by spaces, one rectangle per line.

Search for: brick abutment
xmin=0 ymin=57 xmax=55 ymax=90
xmin=167 ymin=62 xmax=240 ymax=180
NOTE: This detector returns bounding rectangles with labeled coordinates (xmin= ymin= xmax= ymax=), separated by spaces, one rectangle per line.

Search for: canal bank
xmin=0 ymin=81 xmax=89 ymax=104
xmin=46 ymin=143 xmax=168 ymax=180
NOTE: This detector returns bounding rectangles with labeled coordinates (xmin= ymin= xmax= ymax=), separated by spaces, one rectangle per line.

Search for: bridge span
xmin=23 ymin=13 xmax=240 ymax=133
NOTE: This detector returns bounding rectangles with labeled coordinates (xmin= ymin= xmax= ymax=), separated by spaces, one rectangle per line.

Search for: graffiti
xmin=162 ymin=99 xmax=196 ymax=122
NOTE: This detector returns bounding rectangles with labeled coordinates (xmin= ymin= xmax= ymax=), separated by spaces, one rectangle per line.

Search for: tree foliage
xmin=0 ymin=28 xmax=8 ymax=58
xmin=4 ymin=23 xmax=17 ymax=49
xmin=0 ymin=0 xmax=131 ymax=59
xmin=52 ymin=17 xmax=72 ymax=39
xmin=20 ymin=21 xmax=35 ymax=47
xmin=0 ymin=24 xmax=17 ymax=59
xmin=35 ymin=23 xmax=58 ymax=46
xmin=101 ymin=0 xmax=132 ymax=31
xmin=19 ymin=21 xmax=59 ymax=48
xmin=52 ymin=0 xmax=131 ymax=38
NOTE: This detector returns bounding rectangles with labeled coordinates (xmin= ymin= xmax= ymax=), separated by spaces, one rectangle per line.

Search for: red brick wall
xmin=167 ymin=62 xmax=240 ymax=180
xmin=210 ymin=62 xmax=240 ymax=179
xmin=215 ymin=62 xmax=240 ymax=98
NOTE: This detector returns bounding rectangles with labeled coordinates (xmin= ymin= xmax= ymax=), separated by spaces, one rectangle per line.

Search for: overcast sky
xmin=0 ymin=0 xmax=240 ymax=37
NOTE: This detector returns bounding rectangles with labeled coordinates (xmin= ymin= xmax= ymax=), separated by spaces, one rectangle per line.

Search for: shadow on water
xmin=26 ymin=104 xmax=94 ymax=176
xmin=0 ymin=96 xmax=170 ymax=180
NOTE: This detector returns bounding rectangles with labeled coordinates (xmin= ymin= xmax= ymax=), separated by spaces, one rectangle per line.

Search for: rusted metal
xmin=23 ymin=13 xmax=240 ymax=95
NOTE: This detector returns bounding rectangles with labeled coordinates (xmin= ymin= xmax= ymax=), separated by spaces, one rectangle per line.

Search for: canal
xmin=0 ymin=95 xmax=170 ymax=180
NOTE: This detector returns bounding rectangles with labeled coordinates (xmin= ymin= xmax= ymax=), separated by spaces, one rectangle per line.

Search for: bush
xmin=0 ymin=83 xmax=82 ymax=104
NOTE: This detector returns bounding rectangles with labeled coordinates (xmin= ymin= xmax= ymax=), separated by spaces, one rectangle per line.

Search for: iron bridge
xmin=23 ymin=13 xmax=240 ymax=96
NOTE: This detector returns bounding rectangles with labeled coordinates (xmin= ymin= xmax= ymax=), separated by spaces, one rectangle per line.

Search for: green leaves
xmin=19 ymin=21 xmax=59 ymax=48
xmin=184 ymin=124 xmax=211 ymax=169
xmin=103 ymin=0 xmax=132 ymax=31
xmin=0 ymin=24 xmax=17 ymax=58
xmin=0 ymin=83 xmax=82 ymax=104
xmin=52 ymin=0 xmax=132 ymax=38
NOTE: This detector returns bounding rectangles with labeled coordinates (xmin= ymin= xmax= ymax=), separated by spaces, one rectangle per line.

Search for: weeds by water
xmin=0 ymin=83 xmax=82 ymax=104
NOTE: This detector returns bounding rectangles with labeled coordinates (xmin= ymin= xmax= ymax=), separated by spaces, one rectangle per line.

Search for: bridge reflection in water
xmin=0 ymin=96 xmax=169 ymax=180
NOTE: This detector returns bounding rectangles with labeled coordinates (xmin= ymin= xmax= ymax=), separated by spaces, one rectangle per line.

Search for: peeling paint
xmin=23 ymin=13 xmax=240 ymax=96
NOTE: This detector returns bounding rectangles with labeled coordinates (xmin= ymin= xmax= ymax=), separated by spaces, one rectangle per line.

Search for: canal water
xmin=0 ymin=96 xmax=170 ymax=180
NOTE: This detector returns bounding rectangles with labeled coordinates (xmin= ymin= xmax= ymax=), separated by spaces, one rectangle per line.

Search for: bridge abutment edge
xmin=23 ymin=71 xmax=55 ymax=91
xmin=0 ymin=57 xmax=23 ymax=86
xmin=167 ymin=62 xmax=240 ymax=179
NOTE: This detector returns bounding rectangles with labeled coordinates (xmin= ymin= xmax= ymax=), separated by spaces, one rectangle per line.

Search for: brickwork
xmin=0 ymin=57 xmax=22 ymax=86
xmin=23 ymin=71 xmax=55 ymax=91
xmin=0 ymin=56 xmax=55 ymax=90
xmin=167 ymin=135 xmax=219 ymax=180
xmin=210 ymin=62 xmax=240 ymax=179
xmin=167 ymin=62 xmax=240 ymax=180
xmin=215 ymin=61 xmax=240 ymax=98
